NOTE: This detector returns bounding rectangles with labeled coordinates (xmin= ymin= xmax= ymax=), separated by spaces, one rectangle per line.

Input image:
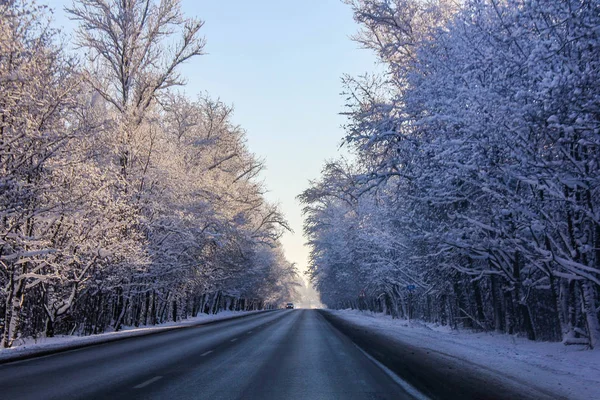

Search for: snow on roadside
xmin=329 ymin=309 xmax=600 ymax=400
xmin=0 ymin=310 xmax=267 ymax=363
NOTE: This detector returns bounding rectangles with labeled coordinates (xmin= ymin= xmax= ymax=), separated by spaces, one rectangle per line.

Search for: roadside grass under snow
xmin=0 ymin=310 xmax=266 ymax=363
xmin=331 ymin=309 xmax=600 ymax=400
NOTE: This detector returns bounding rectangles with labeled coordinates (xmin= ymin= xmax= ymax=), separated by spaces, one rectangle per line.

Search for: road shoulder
xmin=319 ymin=309 xmax=571 ymax=400
xmin=0 ymin=309 xmax=276 ymax=365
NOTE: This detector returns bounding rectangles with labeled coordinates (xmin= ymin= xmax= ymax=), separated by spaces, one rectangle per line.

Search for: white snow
xmin=0 ymin=310 xmax=267 ymax=363
xmin=330 ymin=309 xmax=600 ymax=400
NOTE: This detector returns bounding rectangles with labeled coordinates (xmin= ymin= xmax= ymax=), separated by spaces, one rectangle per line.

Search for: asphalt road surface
xmin=0 ymin=310 xmax=416 ymax=400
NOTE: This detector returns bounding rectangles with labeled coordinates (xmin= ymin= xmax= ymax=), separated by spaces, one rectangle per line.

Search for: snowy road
xmin=0 ymin=310 xmax=414 ymax=399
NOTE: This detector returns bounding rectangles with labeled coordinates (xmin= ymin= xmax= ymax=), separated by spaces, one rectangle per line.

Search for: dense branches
xmin=303 ymin=0 xmax=600 ymax=348
xmin=0 ymin=0 xmax=297 ymax=347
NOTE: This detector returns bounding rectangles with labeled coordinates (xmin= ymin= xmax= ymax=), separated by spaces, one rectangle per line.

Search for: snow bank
xmin=0 ymin=310 xmax=267 ymax=364
xmin=329 ymin=309 xmax=600 ymax=400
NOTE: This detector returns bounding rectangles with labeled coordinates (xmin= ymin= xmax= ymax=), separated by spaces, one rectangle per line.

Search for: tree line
xmin=0 ymin=0 xmax=298 ymax=348
xmin=301 ymin=0 xmax=600 ymax=348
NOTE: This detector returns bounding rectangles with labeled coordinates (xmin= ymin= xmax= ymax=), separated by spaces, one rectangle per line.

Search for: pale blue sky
xmin=46 ymin=0 xmax=377 ymax=277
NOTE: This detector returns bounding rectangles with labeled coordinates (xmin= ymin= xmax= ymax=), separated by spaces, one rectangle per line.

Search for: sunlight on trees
xmin=0 ymin=0 xmax=298 ymax=347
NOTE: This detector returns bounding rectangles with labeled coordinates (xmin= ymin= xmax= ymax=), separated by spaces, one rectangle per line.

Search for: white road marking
xmin=354 ymin=344 xmax=430 ymax=400
xmin=134 ymin=376 xmax=163 ymax=389
xmin=201 ymin=350 xmax=213 ymax=356
xmin=247 ymin=331 xmax=253 ymax=334
xmin=230 ymin=338 xmax=238 ymax=342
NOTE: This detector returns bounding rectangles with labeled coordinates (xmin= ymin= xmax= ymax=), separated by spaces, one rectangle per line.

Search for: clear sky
xmin=45 ymin=0 xmax=377 ymax=279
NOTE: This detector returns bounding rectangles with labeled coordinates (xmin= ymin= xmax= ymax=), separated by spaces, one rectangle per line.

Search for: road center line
xmin=134 ymin=376 xmax=163 ymax=389
xmin=247 ymin=331 xmax=253 ymax=334
xmin=201 ymin=350 xmax=213 ymax=356
xmin=230 ymin=338 xmax=238 ymax=342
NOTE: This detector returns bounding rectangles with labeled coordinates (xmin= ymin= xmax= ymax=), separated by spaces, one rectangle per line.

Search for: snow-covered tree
xmin=305 ymin=0 xmax=600 ymax=348
xmin=1 ymin=0 xmax=297 ymax=346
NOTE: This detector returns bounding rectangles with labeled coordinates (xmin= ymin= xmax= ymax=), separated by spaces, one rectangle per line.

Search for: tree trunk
xmin=440 ymin=294 xmax=447 ymax=326
xmin=491 ymin=275 xmax=504 ymax=332
xmin=513 ymin=252 xmax=536 ymax=340
xmin=2 ymin=291 xmax=14 ymax=348
xmin=114 ymin=298 xmax=129 ymax=332
xmin=519 ymin=303 xmax=536 ymax=341
xmin=580 ymin=280 xmax=600 ymax=349
xmin=144 ymin=291 xmax=150 ymax=326
xmin=549 ymin=274 xmax=566 ymax=341
xmin=45 ymin=317 xmax=55 ymax=338
xmin=454 ymin=280 xmax=471 ymax=329
xmin=504 ymin=288 xmax=515 ymax=335
xmin=426 ymin=294 xmax=432 ymax=322
xmin=472 ymin=280 xmax=486 ymax=325
xmin=6 ymin=274 xmax=24 ymax=347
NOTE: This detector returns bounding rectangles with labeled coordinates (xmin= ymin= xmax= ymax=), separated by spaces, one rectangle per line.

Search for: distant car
xmin=285 ymin=302 xmax=294 ymax=309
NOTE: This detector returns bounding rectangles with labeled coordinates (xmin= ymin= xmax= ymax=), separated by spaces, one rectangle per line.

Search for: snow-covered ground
xmin=0 ymin=310 xmax=267 ymax=363
xmin=329 ymin=309 xmax=600 ymax=400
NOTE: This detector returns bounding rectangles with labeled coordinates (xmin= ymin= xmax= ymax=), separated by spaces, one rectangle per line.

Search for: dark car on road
xmin=285 ymin=302 xmax=294 ymax=309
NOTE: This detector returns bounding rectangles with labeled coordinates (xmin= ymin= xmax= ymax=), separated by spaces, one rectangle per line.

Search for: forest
xmin=301 ymin=0 xmax=600 ymax=349
xmin=0 ymin=0 xmax=298 ymax=348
